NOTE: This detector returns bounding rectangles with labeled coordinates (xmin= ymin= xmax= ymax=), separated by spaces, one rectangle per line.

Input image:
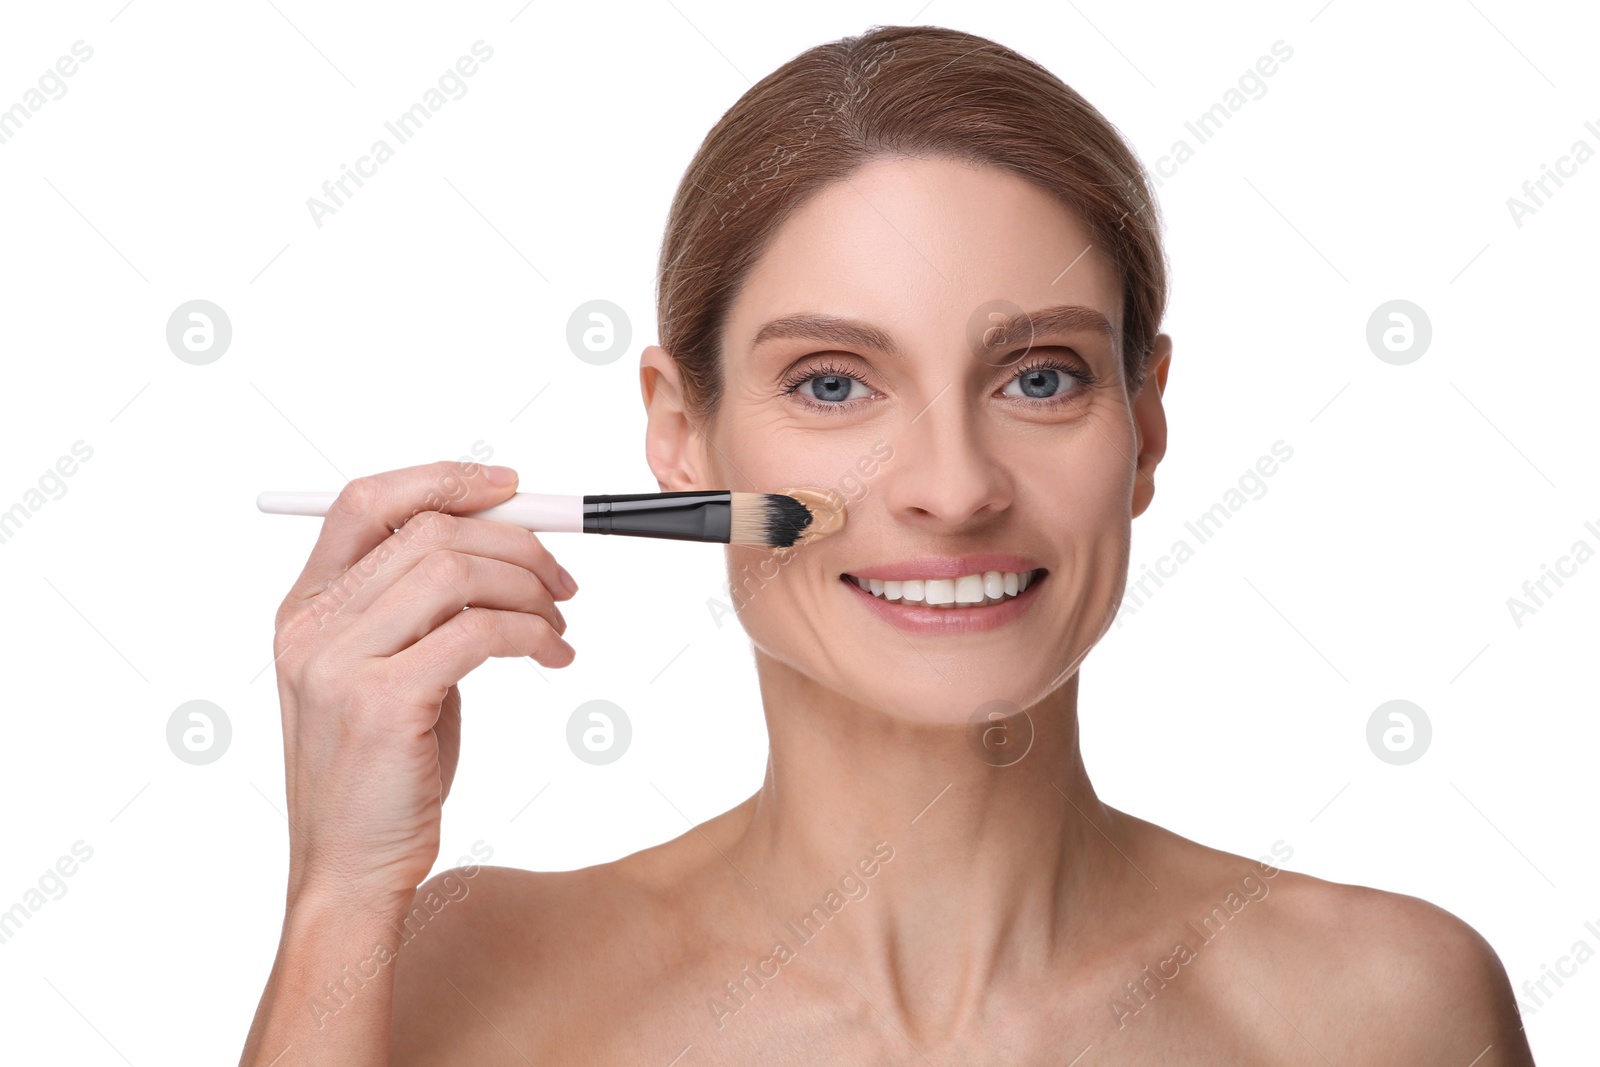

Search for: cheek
xmin=724 ymin=547 xmax=783 ymax=608
xmin=726 ymin=550 xmax=843 ymax=675
xmin=1058 ymin=412 xmax=1139 ymax=509
xmin=723 ymin=539 xmax=817 ymax=622
xmin=718 ymin=418 xmax=830 ymax=488
xmin=1021 ymin=430 xmax=1129 ymax=520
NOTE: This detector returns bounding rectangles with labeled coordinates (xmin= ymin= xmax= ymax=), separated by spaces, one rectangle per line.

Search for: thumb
xmin=467 ymin=462 xmax=519 ymax=500
xmin=402 ymin=460 xmax=520 ymax=523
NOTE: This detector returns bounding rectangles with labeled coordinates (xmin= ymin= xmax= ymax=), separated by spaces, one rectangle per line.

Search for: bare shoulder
xmin=1235 ymin=867 xmax=1535 ymax=1065
xmin=1113 ymin=814 xmax=1534 ymax=1063
xmin=386 ymin=863 xmax=568 ymax=1063
xmin=387 ymin=833 xmax=720 ymax=1065
xmin=387 ymin=859 xmax=665 ymax=1064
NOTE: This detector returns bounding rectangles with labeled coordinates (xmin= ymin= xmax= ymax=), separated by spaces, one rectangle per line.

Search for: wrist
xmin=271 ymin=885 xmax=413 ymax=1048
xmin=287 ymin=875 xmax=418 ymax=933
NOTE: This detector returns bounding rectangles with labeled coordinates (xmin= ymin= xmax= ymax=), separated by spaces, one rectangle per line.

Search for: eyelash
xmin=778 ymin=356 xmax=1100 ymax=414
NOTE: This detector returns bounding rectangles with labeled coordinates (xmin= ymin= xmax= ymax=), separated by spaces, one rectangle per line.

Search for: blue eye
xmin=1003 ymin=366 xmax=1068 ymax=400
xmin=780 ymin=355 xmax=1097 ymax=413
xmin=800 ymin=372 xmax=869 ymax=404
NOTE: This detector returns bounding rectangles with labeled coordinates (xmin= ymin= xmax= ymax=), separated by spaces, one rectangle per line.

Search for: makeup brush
xmin=256 ymin=487 xmax=847 ymax=549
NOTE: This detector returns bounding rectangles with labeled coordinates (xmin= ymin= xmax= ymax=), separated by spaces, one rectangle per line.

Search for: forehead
xmin=726 ymin=155 xmax=1123 ymax=355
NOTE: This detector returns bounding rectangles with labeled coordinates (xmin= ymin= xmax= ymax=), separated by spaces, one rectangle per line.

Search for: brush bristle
xmin=729 ymin=492 xmax=815 ymax=548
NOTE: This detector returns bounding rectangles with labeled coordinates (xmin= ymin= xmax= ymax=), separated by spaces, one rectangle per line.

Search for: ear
xmin=639 ymin=344 xmax=712 ymax=492
xmin=1130 ymin=332 xmax=1172 ymax=520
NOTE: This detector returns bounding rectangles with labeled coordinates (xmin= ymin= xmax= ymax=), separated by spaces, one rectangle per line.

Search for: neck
xmin=727 ymin=653 xmax=1149 ymax=1034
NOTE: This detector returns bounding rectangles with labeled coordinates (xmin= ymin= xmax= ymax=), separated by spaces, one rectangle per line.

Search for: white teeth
xmin=848 ymin=569 xmax=1040 ymax=607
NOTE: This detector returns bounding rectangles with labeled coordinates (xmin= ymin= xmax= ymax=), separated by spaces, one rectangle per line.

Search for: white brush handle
xmin=255 ymin=491 xmax=584 ymax=532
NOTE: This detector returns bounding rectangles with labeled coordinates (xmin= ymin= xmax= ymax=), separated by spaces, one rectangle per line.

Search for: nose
xmin=881 ymin=388 xmax=1013 ymax=529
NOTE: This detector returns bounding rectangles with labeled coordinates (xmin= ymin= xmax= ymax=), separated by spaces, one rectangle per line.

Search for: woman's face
xmin=671 ymin=155 xmax=1163 ymax=724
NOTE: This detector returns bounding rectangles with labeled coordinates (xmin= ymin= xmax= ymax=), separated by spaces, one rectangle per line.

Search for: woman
xmin=241 ymin=24 xmax=1534 ymax=1065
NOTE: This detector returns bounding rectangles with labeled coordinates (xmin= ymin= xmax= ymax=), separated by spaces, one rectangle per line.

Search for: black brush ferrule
xmin=582 ymin=491 xmax=732 ymax=543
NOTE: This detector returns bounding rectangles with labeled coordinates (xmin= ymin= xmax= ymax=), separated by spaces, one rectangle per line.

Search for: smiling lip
xmin=840 ymin=554 xmax=1043 ymax=582
xmin=839 ymin=567 xmax=1047 ymax=636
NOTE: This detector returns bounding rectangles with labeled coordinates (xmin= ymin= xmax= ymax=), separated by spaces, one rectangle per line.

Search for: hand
xmin=268 ymin=460 xmax=577 ymax=914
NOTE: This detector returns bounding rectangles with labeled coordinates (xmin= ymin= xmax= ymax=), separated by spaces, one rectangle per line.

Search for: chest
xmin=523 ymin=955 xmax=1295 ymax=1066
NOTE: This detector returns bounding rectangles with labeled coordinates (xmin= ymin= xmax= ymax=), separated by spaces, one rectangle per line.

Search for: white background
xmin=1 ymin=0 xmax=1595 ymax=1062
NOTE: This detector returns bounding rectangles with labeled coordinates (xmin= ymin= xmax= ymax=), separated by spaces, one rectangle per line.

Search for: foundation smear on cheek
xmin=781 ymin=486 xmax=847 ymax=548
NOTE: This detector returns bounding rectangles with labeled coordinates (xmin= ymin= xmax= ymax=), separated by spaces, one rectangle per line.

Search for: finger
xmin=436 ymin=685 xmax=462 ymax=804
xmin=312 ymin=508 xmax=575 ymax=627
xmin=284 ymin=460 xmax=520 ymax=609
xmin=351 ymin=549 xmax=568 ymax=657
xmin=394 ymin=607 xmax=575 ymax=698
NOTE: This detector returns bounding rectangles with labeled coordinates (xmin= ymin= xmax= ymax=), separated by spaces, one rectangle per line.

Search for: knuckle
xmin=274 ymin=600 xmax=321 ymax=650
xmin=333 ymin=475 xmax=381 ymax=520
xmin=446 ymin=607 xmax=502 ymax=652
xmin=300 ymin=648 xmax=346 ymax=695
xmin=419 ymin=550 xmax=470 ymax=591
xmin=462 ymin=607 xmax=501 ymax=642
xmin=523 ymin=529 xmax=552 ymax=561
xmin=532 ymin=547 xmax=563 ymax=585
xmin=285 ymin=585 xmax=348 ymax=635
xmin=402 ymin=509 xmax=455 ymax=549
xmin=517 ymin=533 xmax=560 ymax=585
xmin=272 ymin=618 xmax=300 ymax=659
xmin=273 ymin=596 xmax=300 ymax=635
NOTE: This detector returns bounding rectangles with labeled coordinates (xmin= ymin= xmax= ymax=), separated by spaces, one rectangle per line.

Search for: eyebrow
xmin=749 ymin=303 xmax=1116 ymax=359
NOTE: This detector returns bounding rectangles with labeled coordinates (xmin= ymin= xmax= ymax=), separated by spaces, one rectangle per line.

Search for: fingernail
xmin=485 ymin=465 xmax=517 ymax=486
xmin=557 ymin=566 xmax=579 ymax=596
